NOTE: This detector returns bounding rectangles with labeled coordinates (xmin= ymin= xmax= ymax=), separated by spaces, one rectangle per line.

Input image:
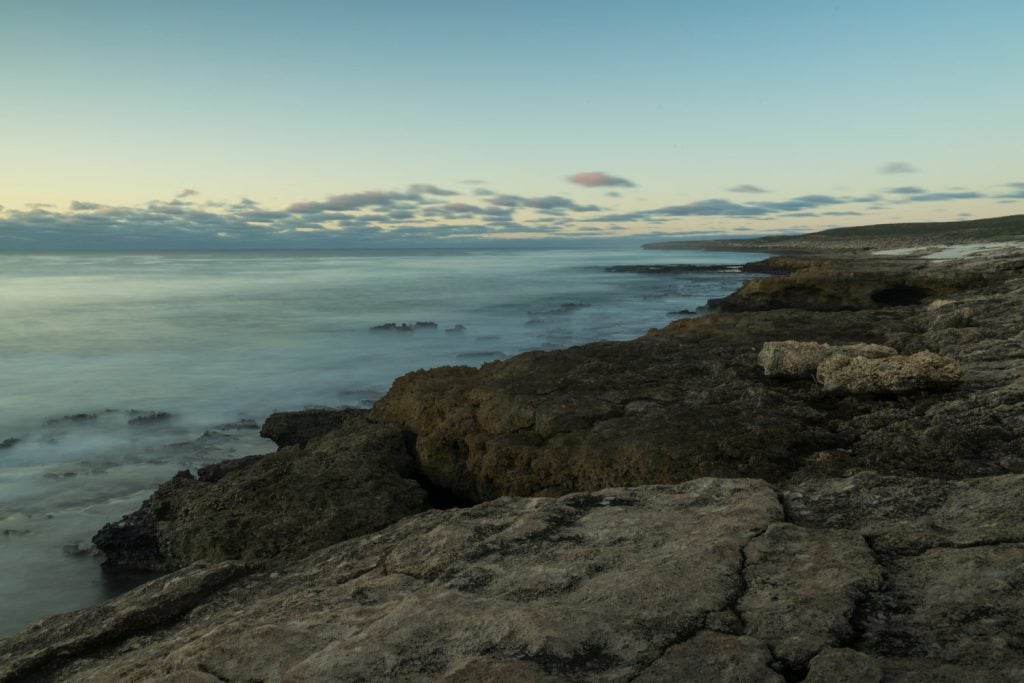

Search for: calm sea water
xmin=0 ymin=247 xmax=762 ymax=637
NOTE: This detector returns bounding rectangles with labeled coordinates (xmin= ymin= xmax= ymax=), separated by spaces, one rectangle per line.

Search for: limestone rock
xmin=632 ymin=632 xmax=783 ymax=682
xmin=739 ymin=523 xmax=882 ymax=667
xmin=93 ymin=413 xmax=428 ymax=571
xmin=5 ymin=474 xmax=1024 ymax=681
xmin=804 ymin=648 xmax=883 ymax=682
xmin=757 ymin=341 xmax=896 ymax=379
xmin=817 ymin=351 xmax=964 ymax=395
xmin=782 ymin=472 xmax=1024 ymax=557
xmin=5 ymin=478 xmax=787 ymax=682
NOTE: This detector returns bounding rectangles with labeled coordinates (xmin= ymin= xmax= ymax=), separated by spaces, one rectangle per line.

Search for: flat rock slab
xmin=4 ymin=474 xmax=1023 ymax=681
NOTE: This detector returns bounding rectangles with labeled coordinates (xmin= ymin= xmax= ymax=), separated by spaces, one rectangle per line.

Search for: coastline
xmin=3 ymin=234 xmax=1024 ymax=680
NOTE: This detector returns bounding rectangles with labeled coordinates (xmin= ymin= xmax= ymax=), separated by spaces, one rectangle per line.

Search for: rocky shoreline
xmin=3 ymin=230 xmax=1024 ymax=681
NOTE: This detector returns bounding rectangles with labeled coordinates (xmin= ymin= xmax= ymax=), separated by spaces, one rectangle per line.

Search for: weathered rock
xmin=370 ymin=339 xmax=839 ymax=501
xmin=804 ymin=648 xmax=883 ymax=682
xmin=0 ymin=561 xmax=252 ymax=682
xmin=6 ymin=474 xmax=1024 ymax=681
xmin=782 ymin=472 xmax=1024 ymax=556
xmin=739 ymin=523 xmax=882 ymax=668
xmin=93 ymin=414 xmax=429 ymax=571
xmin=632 ymin=632 xmax=783 ymax=682
xmin=757 ymin=341 xmax=896 ymax=379
xmin=259 ymin=407 xmax=361 ymax=448
xmin=817 ymin=351 xmax=964 ymax=395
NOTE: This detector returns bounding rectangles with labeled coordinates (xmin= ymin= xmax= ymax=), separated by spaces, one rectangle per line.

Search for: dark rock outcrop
xmin=259 ymin=407 xmax=359 ymax=448
xmin=93 ymin=413 xmax=429 ymax=572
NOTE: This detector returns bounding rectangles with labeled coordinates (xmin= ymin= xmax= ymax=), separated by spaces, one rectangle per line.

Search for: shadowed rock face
xmin=93 ymin=412 xmax=429 ymax=571
xmin=4 ymin=474 xmax=1022 ymax=682
xmin=259 ymin=407 xmax=363 ymax=448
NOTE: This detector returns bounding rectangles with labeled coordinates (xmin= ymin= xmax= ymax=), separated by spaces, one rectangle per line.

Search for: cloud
xmin=407 ymin=184 xmax=457 ymax=196
xmin=567 ymin=171 xmax=635 ymax=188
xmin=997 ymin=182 xmax=1024 ymax=200
xmin=288 ymin=191 xmax=417 ymax=214
xmin=70 ymin=201 xmax=107 ymax=211
xmin=656 ymin=199 xmax=770 ymax=216
xmin=589 ymin=192 xmax=883 ymax=223
xmin=238 ymin=210 xmax=291 ymax=222
xmin=483 ymin=194 xmax=600 ymax=212
xmin=486 ymin=194 xmax=524 ymax=207
xmin=908 ymin=191 xmax=985 ymax=202
xmin=176 ymin=189 xmax=199 ymax=198
xmin=423 ymin=202 xmax=513 ymax=218
xmin=753 ymin=194 xmax=848 ymax=212
xmin=879 ymin=162 xmax=917 ymax=174
xmin=727 ymin=184 xmax=769 ymax=193
xmin=524 ymin=196 xmax=600 ymax=212
xmin=2 ymin=176 xmax=1008 ymax=251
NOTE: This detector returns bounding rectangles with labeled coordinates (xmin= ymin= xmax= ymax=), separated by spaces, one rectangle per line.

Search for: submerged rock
xmin=127 ymin=411 xmax=173 ymax=425
xmin=817 ymin=351 xmax=964 ymax=395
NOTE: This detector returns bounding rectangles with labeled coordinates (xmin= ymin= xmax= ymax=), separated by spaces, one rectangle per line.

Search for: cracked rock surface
xmin=4 ymin=474 xmax=1023 ymax=682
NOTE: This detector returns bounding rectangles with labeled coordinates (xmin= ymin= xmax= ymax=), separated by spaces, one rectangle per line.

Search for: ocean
xmin=0 ymin=246 xmax=762 ymax=637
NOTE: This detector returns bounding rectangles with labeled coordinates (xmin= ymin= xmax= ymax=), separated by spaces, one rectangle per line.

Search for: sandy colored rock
xmin=817 ymin=350 xmax=964 ymax=394
xmin=757 ymin=340 xmax=896 ymax=379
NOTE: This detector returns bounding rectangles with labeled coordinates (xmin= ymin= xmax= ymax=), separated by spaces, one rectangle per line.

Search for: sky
xmin=1 ymin=0 xmax=1022 ymax=249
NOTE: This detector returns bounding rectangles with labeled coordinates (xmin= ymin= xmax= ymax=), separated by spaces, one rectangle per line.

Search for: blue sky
xmin=2 ymin=1 xmax=1022 ymax=248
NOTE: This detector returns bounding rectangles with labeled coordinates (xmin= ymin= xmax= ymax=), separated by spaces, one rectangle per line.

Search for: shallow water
xmin=0 ymin=247 xmax=762 ymax=637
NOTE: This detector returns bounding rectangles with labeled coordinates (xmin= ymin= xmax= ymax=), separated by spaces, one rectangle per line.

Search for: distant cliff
xmin=645 ymin=213 xmax=1024 ymax=251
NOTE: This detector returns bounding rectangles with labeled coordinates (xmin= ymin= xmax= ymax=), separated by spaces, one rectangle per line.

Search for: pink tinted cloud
xmin=567 ymin=172 xmax=635 ymax=188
